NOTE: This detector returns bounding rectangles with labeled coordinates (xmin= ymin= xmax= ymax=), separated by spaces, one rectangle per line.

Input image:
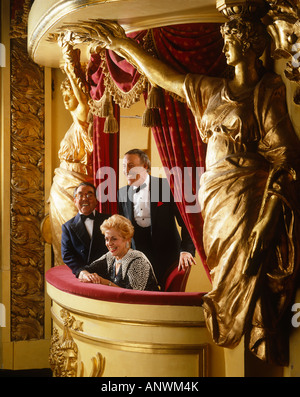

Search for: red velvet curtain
xmin=87 ymin=24 xmax=226 ymax=277
xmin=151 ymin=24 xmax=226 ymax=278
xmin=87 ymin=31 xmax=147 ymax=215
xmin=87 ymin=53 xmax=118 ymax=215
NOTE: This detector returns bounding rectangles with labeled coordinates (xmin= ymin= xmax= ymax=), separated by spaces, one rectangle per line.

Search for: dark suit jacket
xmin=61 ymin=211 xmax=110 ymax=276
xmin=117 ymin=176 xmax=195 ymax=285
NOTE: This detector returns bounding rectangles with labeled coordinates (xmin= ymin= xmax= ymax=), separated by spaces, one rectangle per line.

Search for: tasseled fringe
xmin=98 ymin=90 xmax=119 ymax=133
xmin=98 ymin=90 xmax=112 ymax=118
xmin=104 ymin=114 xmax=119 ymax=133
xmin=147 ymin=85 xmax=164 ymax=109
xmin=142 ymin=108 xmax=160 ymax=128
xmin=142 ymin=85 xmax=163 ymax=128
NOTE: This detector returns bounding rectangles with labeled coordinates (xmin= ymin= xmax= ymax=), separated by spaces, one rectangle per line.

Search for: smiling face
xmin=122 ymin=153 xmax=148 ymax=187
xmin=73 ymin=184 xmax=97 ymax=215
xmin=104 ymin=228 xmax=130 ymax=260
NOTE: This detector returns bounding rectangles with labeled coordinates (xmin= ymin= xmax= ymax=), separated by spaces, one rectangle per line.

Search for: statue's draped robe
xmin=184 ymin=72 xmax=300 ymax=364
xmin=49 ymin=120 xmax=93 ymax=266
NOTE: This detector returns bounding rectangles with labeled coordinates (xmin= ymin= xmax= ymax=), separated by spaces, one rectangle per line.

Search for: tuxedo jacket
xmin=61 ymin=211 xmax=110 ymax=276
xmin=117 ymin=175 xmax=195 ymax=284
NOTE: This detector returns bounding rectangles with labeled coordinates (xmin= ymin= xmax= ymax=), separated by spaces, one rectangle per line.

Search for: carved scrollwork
xmin=267 ymin=0 xmax=300 ymax=103
xmin=49 ymin=327 xmax=80 ymax=377
xmin=60 ymin=309 xmax=84 ymax=332
xmin=10 ymin=1 xmax=45 ymax=342
xmin=50 ymin=310 xmax=105 ymax=377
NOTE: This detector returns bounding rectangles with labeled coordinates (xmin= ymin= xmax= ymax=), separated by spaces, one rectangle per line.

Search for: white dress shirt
xmin=133 ymin=174 xmax=151 ymax=228
xmin=80 ymin=210 xmax=95 ymax=238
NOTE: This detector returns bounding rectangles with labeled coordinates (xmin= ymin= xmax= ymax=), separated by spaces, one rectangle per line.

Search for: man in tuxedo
xmin=118 ymin=149 xmax=196 ymax=287
xmin=61 ymin=182 xmax=109 ymax=277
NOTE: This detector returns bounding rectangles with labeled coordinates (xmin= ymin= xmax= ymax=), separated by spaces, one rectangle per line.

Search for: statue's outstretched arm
xmin=71 ymin=21 xmax=186 ymax=99
xmin=109 ymin=36 xmax=186 ymax=98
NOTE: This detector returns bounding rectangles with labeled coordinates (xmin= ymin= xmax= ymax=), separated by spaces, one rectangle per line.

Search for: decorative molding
xmin=51 ymin=306 xmax=208 ymax=377
xmin=10 ymin=0 xmax=46 ymax=341
xmin=216 ymin=0 xmax=269 ymax=19
xmin=267 ymin=0 xmax=300 ymax=104
xmin=49 ymin=309 xmax=106 ymax=377
xmin=50 ymin=295 xmax=205 ymax=328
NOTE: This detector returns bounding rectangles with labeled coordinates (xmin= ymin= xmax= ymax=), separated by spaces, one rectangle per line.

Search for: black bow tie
xmin=80 ymin=213 xmax=95 ymax=221
xmin=134 ymin=183 xmax=146 ymax=194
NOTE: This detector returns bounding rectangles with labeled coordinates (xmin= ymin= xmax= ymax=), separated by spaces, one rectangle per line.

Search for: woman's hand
xmin=78 ymin=270 xmax=102 ymax=283
xmin=78 ymin=271 xmax=116 ymax=286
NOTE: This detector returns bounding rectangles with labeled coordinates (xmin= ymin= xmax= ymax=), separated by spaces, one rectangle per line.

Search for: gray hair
xmin=124 ymin=149 xmax=151 ymax=172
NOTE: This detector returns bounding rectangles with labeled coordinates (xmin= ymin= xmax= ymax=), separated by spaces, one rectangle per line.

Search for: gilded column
xmin=10 ymin=0 xmax=45 ymax=341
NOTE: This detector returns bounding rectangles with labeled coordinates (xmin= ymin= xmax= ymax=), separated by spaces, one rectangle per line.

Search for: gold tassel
xmin=97 ymin=90 xmax=113 ymax=118
xmin=104 ymin=114 xmax=119 ymax=133
xmin=147 ymin=85 xmax=164 ymax=109
xmin=142 ymin=84 xmax=162 ymax=127
xmin=142 ymin=108 xmax=160 ymax=128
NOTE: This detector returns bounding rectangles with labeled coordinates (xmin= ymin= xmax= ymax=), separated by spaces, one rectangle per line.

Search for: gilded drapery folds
xmin=186 ymin=71 xmax=300 ymax=365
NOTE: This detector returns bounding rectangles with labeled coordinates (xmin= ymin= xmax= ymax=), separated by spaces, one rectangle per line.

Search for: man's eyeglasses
xmin=75 ymin=192 xmax=95 ymax=199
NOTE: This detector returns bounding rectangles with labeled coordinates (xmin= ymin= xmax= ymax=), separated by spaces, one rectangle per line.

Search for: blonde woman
xmin=78 ymin=215 xmax=159 ymax=291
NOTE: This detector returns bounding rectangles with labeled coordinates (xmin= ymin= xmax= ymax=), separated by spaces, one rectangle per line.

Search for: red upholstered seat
xmin=164 ymin=266 xmax=191 ymax=292
xmin=46 ymin=265 xmax=204 ymax=306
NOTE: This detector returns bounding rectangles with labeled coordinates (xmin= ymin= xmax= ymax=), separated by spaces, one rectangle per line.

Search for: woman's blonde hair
xmin=100 ymin=214 xmax=134 ymax=240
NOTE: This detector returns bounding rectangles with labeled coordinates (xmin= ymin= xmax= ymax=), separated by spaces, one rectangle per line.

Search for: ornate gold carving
xmin=267 ymin=0 xmax=300 ymax=103
xmin=60 ymin=309 xmax=83 ymax=332
xmin=48 ymin=33 xmax=95 ymax=266
xmin=49 ymin=21 xmax=149 ymax=109
xmin=10 ymin=0 xmax=32 ymax=39
xmin=10 ymin=1 xmax=45 ymax=341
xmin=89 ymin=353 xmax=106 ymax=377
xmin=49 ymin=327 xmax=81 ymax=377
xmin=50 ymin=310 xmax=105 ymax=377
xmin=217 ymin=0 xmax=269 ymax=20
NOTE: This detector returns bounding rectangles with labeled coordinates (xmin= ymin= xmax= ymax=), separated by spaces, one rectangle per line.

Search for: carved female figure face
xmin=63 ymin=87 xmax=78 ymax=111
xmin=221 ymin=18 xmax=268 ymax=64
xmin=223 ymin=36 xmax=245 ymax=66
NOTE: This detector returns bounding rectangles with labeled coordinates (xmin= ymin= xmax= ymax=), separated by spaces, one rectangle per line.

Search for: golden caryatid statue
xmin=49 ymin=33 xmax=94 ymax=266
xmin=63 ymin=1 xmax=300 ymax=365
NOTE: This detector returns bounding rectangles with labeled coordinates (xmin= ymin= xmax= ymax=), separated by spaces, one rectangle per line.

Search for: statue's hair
xmin=221 ymin=18 xmax=269 ymax=58
xmin=61 ymin=77 xmax=72 ymax=92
